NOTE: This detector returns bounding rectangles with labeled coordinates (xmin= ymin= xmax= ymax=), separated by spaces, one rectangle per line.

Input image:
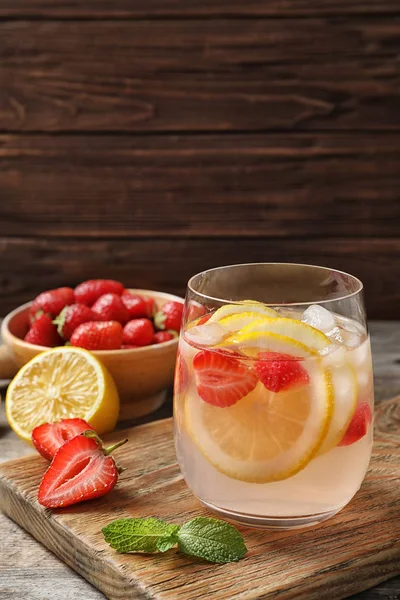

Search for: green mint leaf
xmin=102 ymin=517 xmax=180 ymax=554
xmin=177 ymin=517 xmax=247 ymax=563
xmin=156 ymin=535 xmax=179 ymax=553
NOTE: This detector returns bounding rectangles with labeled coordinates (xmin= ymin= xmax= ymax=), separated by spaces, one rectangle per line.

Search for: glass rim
xmin=187 ymin=262 xmax=364 ymax=306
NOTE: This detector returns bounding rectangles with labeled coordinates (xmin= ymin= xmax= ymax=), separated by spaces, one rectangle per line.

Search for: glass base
xmin=200 ymin=499 xmax=346 ymax=529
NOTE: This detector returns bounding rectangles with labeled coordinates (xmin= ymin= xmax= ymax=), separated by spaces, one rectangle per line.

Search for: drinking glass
xmin=173 ymin=263 xmax=374 ymax=528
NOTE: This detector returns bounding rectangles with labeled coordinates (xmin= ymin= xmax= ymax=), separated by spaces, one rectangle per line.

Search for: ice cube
xmin=185 ymin=322 xmax=227 ymax=347
xmin=322 ymin=345 xmax=347 ymax=367
xmin=302 ymin=305 xmax=336 ymax=333
xmin=342 ymin=331 xmax=361 ymax=348
xmin=326 ymin=326 xmax=344 ymax=344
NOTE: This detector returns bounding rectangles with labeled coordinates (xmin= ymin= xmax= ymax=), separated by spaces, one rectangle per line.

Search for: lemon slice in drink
xmin=317 ymin=354 xmax=358 ymax=455
xmin=234 ymin=317 xmax=330 ymax=352
xmin=6 ymin=347 xmax=119 ymax=442
xmin=185 ymin=361 xmax=333 ymax=483
xmin=209 ymin=302 xmax=278 ymax=323
xmin=219 ymin=312 xmax=277 ymax=333
xmin=223 ymin=331 xmax=315 ymax=358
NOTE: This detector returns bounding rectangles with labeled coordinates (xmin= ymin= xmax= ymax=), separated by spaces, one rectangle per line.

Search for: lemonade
xmin=174 ymin=264 xmax=374 ymax=528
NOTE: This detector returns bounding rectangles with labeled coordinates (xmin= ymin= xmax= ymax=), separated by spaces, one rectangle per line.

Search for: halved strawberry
xmin=32 ymin=418 xmax=95 ymax=461
xmin=174 ymin=351 xmax=189 ymax=395
xmin=254 ymin=351 xmax=309 ymax=393
xmin=38 ymin=431 xmax=127 ymax=508
xmin=338 ymin=401 xmax=372 ymax=446
xmin=197 ymin=313 xmax=212 ymax=326
xmin=193 ymin=349 xmax=258 ymax=408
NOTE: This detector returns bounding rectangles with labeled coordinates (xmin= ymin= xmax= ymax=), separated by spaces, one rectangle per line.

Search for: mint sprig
xmin=177 ymin=517 xmax=247 ymax=563
xmin=102 ymin=516 xmax=247 ymax=564
xmin=102 ymin=518 xmax=179 ymax=554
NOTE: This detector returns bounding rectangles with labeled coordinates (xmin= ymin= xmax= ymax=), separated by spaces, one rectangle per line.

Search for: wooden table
xmin=1 ymin=321 xmax=399 ymax=600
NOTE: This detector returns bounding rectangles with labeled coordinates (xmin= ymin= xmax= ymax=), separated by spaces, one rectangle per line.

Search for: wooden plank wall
xmin=0 ymin=2 xmax=399 ymax=318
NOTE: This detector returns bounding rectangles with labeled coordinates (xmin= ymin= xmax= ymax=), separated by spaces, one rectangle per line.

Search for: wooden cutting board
xmin=0 ymin=398 xmax=399 ymax=600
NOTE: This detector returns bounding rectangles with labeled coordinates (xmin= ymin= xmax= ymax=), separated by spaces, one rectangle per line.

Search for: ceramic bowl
xmin=0 ymin=289 xmax=183 ymax=420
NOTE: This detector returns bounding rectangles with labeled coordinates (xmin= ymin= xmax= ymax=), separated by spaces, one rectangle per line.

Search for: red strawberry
xmin=92 ymin=293 xmax=130 ymax=324
xmin=122 ymin=344 xmax=138 ymax=349
xmin=153 ymin=331 xmax=177 ymax=344
xmin=75 ymin=279 xmax=124 ymax=306
xmin=254 ymin=352 xmax=309 ymax=393
xmin=121 ymin=292 xmax=148 ymax=319
xmin=174 ymin=351 xmax=189 ymax=395
xmin=121 ymin=292 xmax=156 ymax=319
xmin=29 ymin=287 xmax=75 ymax=320
xmin=154 ymin=301 xmax=184 ymax=332
xmin=54 ymin=304 xmax=99 ymax=341
xmin=197 ymin=313 xmax=212 ymax=326
xmin=38 ymin=431 xmax=127 ymax=508
xmin=145 ymin=297 xmax=156 ymax=318
xmin=338 ymin=402 xmax=372 ymax=446
xmin=24 ymin=313 xmax=63 ymax=347
xmin=193 ymin=349 xmax=258 ymax=407
xmin=32 ymin=418 xmax=95 ymax=461
xmin=70 ymin=321 xmax=123 ymax=350
xmin=122 ymin=318 xmax=154 ymax=347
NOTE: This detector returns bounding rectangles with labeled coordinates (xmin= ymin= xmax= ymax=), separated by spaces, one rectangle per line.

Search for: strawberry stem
xmin=104 ymin=438 xmax=128 ymax=456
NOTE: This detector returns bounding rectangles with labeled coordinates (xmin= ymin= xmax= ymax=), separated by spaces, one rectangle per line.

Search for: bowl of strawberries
xmin=0 ymin=279 xmax=184 ymax=420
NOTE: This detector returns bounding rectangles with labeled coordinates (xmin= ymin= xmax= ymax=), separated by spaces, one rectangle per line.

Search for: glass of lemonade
xmin=173 ymin=263 xmax=374 ymax=528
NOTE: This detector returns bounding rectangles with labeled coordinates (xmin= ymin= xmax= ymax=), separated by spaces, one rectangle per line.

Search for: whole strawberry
xmin=70 ymin=321 xmax=123 ymax=350
xmin=144 ymin=297 xmax=156 ymax=318
xmin=24 ymin=313 xmax=63 ymax=347
xmin=53 ymin=304 xmax=99 ymax=341
xmin=92 ymin=293 xmax=130 ymax=324
xmin=29 ymin=287 xmax=75 ymax=320
xmin=121 ymin=292 xmax=149 ymax=319
xmin=122 ymin=318 xmax=154 ymax=347
xmin=75 ymin=279 xmax=124 ymax=306
xmin=154 ymin=301 xmax=184 ymax=332
xmin=153 ymin=331 xmax=177 ymax=344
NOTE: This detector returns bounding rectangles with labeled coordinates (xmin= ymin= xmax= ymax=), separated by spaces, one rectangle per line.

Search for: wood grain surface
xmin=1 ymin=134 xmax=399 ymax=238
xmin=1 ymin=321 xmax=399 ymax=600
xmin=1 ymin=4 xmax=400 ymax=321
xmin=1 ymin=236 xmax=400 ymax=319
xmin=1 ymin=20 xmax=399 ymax=132
xmin=2 ymin=1 xmax=400 ymax=17
xmin=0 ymin=397 xmax=399 ymax=600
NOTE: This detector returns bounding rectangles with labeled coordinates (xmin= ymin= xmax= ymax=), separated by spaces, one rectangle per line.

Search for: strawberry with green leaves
xmin=54 ymin=304 xmax=99 ymax=341
xmin=29 ymin=287 xmax=75 ymax=320
xmin=70 ymin=320 xmax=123 ymax=350
xmin=24 ymin=313 xmax=63 ymax=347
xmin=155 ymin=301 xmax=184 ymax=333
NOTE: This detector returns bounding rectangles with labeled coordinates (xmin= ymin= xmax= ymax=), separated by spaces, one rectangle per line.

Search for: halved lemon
xmin=222 ymin=331 xmax=315 ymax=359
xmin=209 ymin=302 xmax=278 ymax=323
xmin=6 ymin=347 xmax=120 ymax=443
xmin=318 ymin=355 xmax=358 ymax=455
xmin=185 ymin=361 xmax=333 ymax=483
xmin=234 ymin=317 xmax=330 ymax=352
